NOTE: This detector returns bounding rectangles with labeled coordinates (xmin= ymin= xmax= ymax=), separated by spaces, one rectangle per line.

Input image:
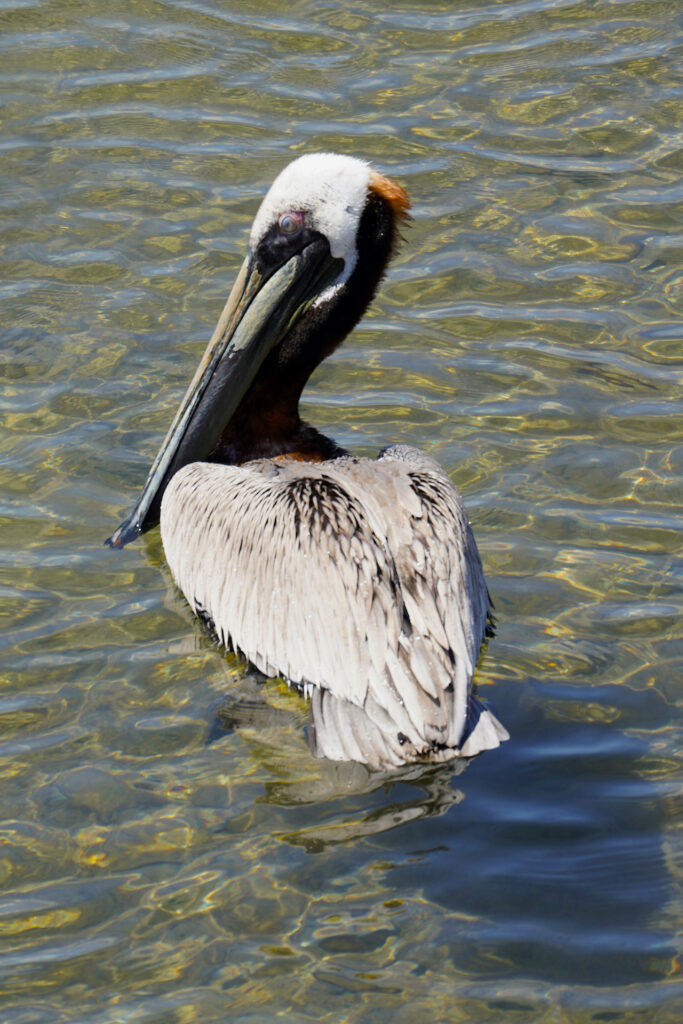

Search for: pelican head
xmin=108 ymin=153 xmax=410 ymax=547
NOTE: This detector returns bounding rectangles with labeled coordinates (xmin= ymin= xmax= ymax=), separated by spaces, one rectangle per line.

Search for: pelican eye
xmin=278 ymin=211 xmax=304 ymax=236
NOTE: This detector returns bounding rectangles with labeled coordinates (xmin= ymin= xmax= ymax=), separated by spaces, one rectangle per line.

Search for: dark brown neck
xmin=213 ymin=190 xmax=399 ymax=466
xmin=211 ymin=372 xmax=345 ymax=464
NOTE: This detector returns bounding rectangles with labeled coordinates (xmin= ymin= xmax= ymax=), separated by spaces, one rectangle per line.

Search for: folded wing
xmin=161 ymin=453 xmax=506 ymax=764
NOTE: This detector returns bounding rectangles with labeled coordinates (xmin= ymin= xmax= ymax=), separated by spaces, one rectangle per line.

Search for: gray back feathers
xmin=161 ymin=446 xmax=507 ymax=768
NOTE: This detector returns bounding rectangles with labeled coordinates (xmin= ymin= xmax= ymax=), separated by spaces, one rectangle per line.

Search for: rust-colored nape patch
xmin=368 ymin=170 xmax=411 ymax=257
xmin=368 ymin=170 xmax=411 ymax=223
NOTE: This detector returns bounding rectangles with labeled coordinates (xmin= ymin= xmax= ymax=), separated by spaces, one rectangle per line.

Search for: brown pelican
xmin=108 ymin=153 xmax=508 ymax=768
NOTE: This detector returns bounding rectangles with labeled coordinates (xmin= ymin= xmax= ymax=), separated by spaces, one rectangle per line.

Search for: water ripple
xmin=0 ymin=0 xmax=680 ymax=1021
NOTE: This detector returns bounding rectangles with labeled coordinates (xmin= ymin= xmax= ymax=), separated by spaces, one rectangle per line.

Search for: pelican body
xmin=108 ymin=154 xmax=508 ymax=769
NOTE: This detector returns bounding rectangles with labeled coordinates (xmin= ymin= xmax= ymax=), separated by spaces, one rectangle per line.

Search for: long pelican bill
xmin=107 ymin=237 xmax=343 ymax=548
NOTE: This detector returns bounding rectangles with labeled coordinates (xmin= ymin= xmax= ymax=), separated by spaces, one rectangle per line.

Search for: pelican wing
xmin=327 ymin=448 xmax=498 ymax=750
xmin=375 ymin=445 xmax=493 ymax=738
xmin=161 ymin=459 xmax=406 ymax=709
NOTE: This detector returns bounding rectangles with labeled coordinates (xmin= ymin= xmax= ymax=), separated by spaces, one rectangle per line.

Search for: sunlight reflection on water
xmin=0 ymin=0 xmax=681 ymax=1020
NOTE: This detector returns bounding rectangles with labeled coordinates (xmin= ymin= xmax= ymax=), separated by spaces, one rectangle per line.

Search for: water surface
xmin=1 ymin=0 xmax=681 ymax=1021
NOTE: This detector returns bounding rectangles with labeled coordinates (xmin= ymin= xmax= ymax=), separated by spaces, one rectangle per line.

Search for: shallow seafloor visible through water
xmin=1 ymin=0 xmax=681 ymax=1021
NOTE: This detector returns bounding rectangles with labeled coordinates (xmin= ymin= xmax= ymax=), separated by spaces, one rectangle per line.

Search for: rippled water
xmin=1 ymin=0 xmax=681 ymax=1020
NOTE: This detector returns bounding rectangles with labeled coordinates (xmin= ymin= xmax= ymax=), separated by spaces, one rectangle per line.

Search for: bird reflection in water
xmin=211 ymin=672 xmax=469 ymax=850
